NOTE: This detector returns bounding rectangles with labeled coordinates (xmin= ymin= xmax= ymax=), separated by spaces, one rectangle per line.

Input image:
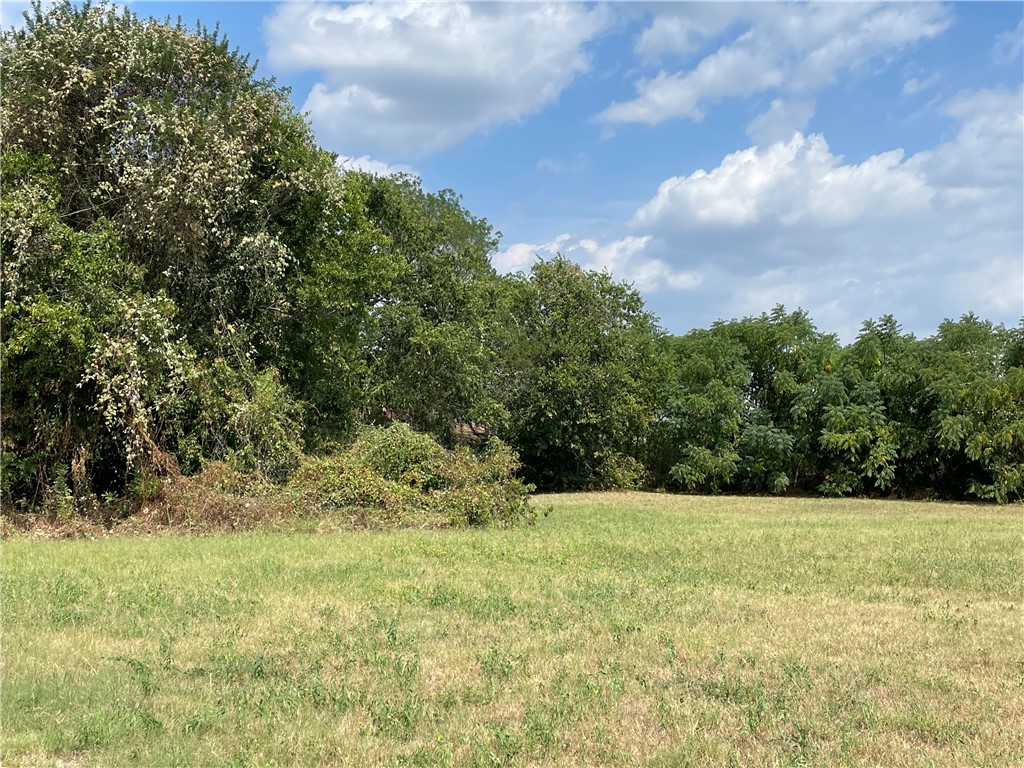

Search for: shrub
xmin=288 ymin=424 xmax=534 ymax=528
xmin=590 ymin=451 xmax=646 ymax=491
xmin=165 ymin=358 xmax=304 ymax=485
xmin=352 ymin=423 xmax=447 ymax=488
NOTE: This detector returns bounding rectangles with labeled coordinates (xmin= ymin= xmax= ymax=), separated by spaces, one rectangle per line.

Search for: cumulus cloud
xmin=626 ymin=87 xmax=1023 ymax=339
xmin=493 ymin=233 xmax=701 ymax=293
xmin=265 ymin=1 xmax=608 ymax=155
xmin=492 ymin=234 xmax=571 ymax=274
xmin=494 ymin=86 xmax=1022 ymax=339
xmin=600 ymin=3 xmax=951 ymax=128
xmin=632 ymin=133 xmax=933 ymax=232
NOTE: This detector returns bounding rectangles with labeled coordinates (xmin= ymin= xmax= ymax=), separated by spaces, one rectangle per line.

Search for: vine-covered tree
xmin=1 ymin=1 xmax=390 ymax=503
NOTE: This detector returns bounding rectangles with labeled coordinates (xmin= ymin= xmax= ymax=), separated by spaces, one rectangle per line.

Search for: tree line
xmin=2 ymin=3 xmax=1021 ymax=521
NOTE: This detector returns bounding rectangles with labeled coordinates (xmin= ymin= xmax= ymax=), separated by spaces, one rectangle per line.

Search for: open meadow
xmin=2 ymin=493 xmax=1021 ymax=767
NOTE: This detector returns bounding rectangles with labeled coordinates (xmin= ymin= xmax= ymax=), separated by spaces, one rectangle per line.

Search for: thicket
xmin=291 ymin=424 xmax=533 ymax=528
xmin=656 ymin=310 xmax=1024 ymax=503
xmin=2 ymin=3 xmax=1021 ymax=530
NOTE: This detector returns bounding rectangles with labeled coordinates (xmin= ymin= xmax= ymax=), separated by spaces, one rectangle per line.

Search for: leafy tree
xmin=658 ymin=327 xmax=748 ymax=492
xmin=1 ymin=1 xmax=388 ymax=508
xmin=281 ymin=170 xmax=398 ymax=443
xmin=356 ymin=173 xmax=505 ymax=440
xmin=498 ymin=258 xmax=667 ymax=491
xmin=832 ymin=316 xmax=932 ymax=495
xmin=727 ymin=307 xmax=843 ymax=491
xmin=816 ymin=394 xmax=897 ymax=496
xmin=1 ymin=151 xmax=191 ymax=503
xmin=660 ymin=308 xmax=1023 ymax=503
xmin=3 ymin=2 xmax=387 ymax=429
xmin=926 ymin=315 xmax=1024 ymax=502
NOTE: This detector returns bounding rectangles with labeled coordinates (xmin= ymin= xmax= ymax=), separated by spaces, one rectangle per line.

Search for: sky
xmin=4 ymin=1 xmax=1023 ymax=341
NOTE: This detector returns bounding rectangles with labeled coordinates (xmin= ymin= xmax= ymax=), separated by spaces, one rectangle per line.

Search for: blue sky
xmin=5 ymin=2 xmax=1022 ymax=340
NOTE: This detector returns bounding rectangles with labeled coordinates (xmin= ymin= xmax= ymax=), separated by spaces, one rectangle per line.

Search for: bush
xmin=288 ymin=424 xmax=534 ymax=528
xmin=165 ymin=358 xmax=304 ymax=485
xmin=591 ymin=451 xmax=646 ymax=491
xmin=352 ymin=423 xmax=447 ymax=488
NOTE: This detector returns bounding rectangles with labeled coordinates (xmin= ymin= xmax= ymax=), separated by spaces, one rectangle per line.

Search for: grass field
xmin=2 ymin=493 xmax=1021 ymax=767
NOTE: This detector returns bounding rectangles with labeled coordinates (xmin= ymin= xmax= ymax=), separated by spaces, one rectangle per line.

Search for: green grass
xmin=2 ymin=493 xmax=1022 ymax=766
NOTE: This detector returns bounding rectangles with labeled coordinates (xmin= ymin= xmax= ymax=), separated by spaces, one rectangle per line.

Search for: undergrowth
xmin=1 ymin=424 xmax=534 ymax=537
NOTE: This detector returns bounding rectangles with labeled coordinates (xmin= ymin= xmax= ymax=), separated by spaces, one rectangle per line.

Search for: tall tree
xmin=657 ymin=327 xmax=748 ymax=492
xmin=926 ymin=315 xmax=1024 ymax=502
xmin=498 ymin=258 xmax=667 ymax=491
xmin=726 ymin=308 xmax=843 ymax=492
xmin=1 ymin=2 xmax=389 ymax=503
xmin=356 ymin=173 xmax=505 ymax=440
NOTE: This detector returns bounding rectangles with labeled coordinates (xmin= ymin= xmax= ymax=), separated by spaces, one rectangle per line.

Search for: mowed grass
xmin=2 ymin=493 xmax=1022 ymax=767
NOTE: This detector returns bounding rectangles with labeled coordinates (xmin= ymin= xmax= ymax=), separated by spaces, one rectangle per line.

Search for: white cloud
xmin=536 ymin=158 xmax=564 ymax=174
xmin=992 ymin=19 xmax=1023 ymax=63
xmin=620 ymin=86 xmax=1022 ymax=339
xmin=950 ymin=255 xmax=1023 ymax=316
xmin=536 ymin=153 xmax=589 ymax=175
xmin=566 ymin=235 xmax=702 ymax=292
xmin=600 ymin=43 xmax=783 ymax=124
xmin=785 ymin=4 xmax=950 ymax=91
xmin=909 ymin=87 xmax=1024 ymax=190
xmin=336 ymin=154 xmax=415 ymax=177
xmin=491 ymin=234 xmax=570 ymax=274
xmin=265 ymin=1 xmax=608 ymax=155
xmin=493 ymin=233 xmax=701 ymax=293
xmin=634 ymin=5 xmax=743 ymax=62
xmin=632 ymin=133 xmax=933 ymax=232
xmin=746 ymin=98 xmax=815 ymax=146
xmin=600 ymin=3 xmax=951 ymax=128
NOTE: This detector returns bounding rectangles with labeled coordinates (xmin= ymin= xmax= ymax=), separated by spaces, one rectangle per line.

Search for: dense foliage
xmin=658 ymin=310 xmax=1024 ymax=503
xmin=2 ymin=2 xmax=1021 ymax=525
xmin=497 ymin=258 xmax=666 ymax=491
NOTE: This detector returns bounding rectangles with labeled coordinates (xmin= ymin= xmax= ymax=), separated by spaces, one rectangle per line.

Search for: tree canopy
xmin=657 ymin=311 xmax=1024 ymax=503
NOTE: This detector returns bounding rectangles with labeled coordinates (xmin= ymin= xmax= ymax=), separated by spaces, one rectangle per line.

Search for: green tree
xmin=1 ymin=151 xmax=191 ymax=503
xmin=498 ymin=258 xmax=666 ymax=491
xmin=1 ymin=2 xmax=390 ymax=507
xmin=355 ymin=173 xmax=505 ymax=440
xmin=658 ymin=327 xmax=748 ymax=492
xmin=728 ymin=307 xmax=843 ymax=492
xmin=830 ymin=316 xmax=931 ymax=495
xmin=926 ymin=315 xmax=1024 ymax=502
